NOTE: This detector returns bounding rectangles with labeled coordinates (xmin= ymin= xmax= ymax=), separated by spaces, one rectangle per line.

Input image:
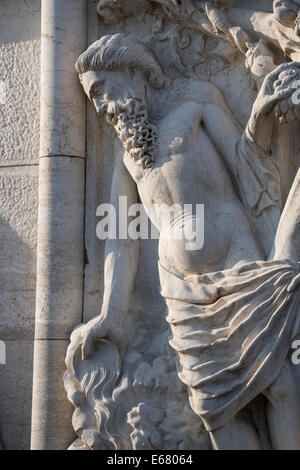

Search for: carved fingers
xmin=81 ymin=328 xmax=95 ymax=361
xmin=272 ymin=64 xmax=300 ymax=122
xmin=81 ymin=319 xmax=110 ymax=360
xmin=257 ymin=62 xmax=300 ymax=114
xmin=264 ymin=62 xmax=300 ymax=91
xmin=274 ymin=94 xmax=300 ymax=123
xmin=273 ymin=65 xmax=300 ymax=90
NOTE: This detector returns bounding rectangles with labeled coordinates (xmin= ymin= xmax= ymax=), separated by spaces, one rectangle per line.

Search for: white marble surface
xmin=65 ymin=0 xmax=300 ymax=451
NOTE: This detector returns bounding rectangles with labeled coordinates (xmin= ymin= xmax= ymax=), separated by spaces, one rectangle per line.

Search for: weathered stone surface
xmin=30 ymin=0 xmax=87 ymax=451
xmin=39 ymin=0 xmax=87 ymax=158
xmin=34 ymin=156 xmax=85 ymax=341
xmin=31 ymin=339 xmax=76 ymax=450
xmin=0 ymin=166 xmax=38 ymax=448
xmin=0 ymin=0 xmax=40 ymax=163
xmin=0 ymin=340 xmax=34 ymax=450
xmin=0 ymin=0 xmax=41 ymax=451
xmin=0 ymin=166 xmax=38 ymax=340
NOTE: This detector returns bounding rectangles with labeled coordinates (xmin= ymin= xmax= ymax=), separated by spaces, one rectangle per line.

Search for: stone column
xmin=30 ymin=0 xmax=87 ymax=450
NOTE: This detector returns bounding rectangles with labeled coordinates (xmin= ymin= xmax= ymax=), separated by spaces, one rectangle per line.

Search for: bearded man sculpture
xmin=66 ymin=33 xmax=300 ymax=450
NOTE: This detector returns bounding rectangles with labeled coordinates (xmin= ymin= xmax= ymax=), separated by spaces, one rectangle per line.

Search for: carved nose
xmin=93 ymin=98 xmax=105 ymax=114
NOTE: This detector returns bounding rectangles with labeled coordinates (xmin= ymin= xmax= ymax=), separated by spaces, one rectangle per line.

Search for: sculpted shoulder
xmin=154 ymin=78 xmax=227 ymax=121
xmin=181 ymin=79 xmax=225 ymax=104
xmin=158 ymin=100 xmax=202 ymax=129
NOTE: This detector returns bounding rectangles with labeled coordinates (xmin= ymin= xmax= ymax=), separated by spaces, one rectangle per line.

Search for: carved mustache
xmin=98 ymin=98 xmax=145 ymax=124
xmin=97 ymin=100 xmax=118 ymax=118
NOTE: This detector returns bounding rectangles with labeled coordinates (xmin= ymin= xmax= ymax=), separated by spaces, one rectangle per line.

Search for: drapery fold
xmin=159 ymin=259 xmax=300 ymax=431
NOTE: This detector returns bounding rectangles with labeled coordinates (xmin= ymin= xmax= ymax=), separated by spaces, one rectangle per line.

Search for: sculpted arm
xmin=101 ymin=151 xmax=140 ymax=316
xmin=201 ymin=97 xmax=242 ymax=178
xmin=82 ymin=150 xmax=140 ymax=359
xmin=246 ymin=63 xmax=300 ymax=151
xmin=203 ymin=64 xmax=300 ymax=257
xmin=202 ymin=62 xmax=300 ymax=174
xmin=201 ymin=88 xmax=274 ymax=176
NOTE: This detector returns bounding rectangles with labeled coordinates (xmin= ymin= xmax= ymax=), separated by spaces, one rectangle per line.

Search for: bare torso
xmin=124 ymin=101 xmax=262 ymax=276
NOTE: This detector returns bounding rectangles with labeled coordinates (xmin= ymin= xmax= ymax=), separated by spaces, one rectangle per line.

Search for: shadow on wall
xmin=0 ymin=213 xmax=36 ymax=450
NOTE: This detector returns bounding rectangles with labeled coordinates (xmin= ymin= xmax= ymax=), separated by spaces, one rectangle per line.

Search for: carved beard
xmin=105 ymin=97 xmax=158 ymax=169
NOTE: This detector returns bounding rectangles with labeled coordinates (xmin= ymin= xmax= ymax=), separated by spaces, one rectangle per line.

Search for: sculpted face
xmin=80 ymin=69 xmax=146 ymax=121
xmin=273 ymin=0 xmax=300 ymax=29
xmin=80 ymin=68 xmax=157 ymax=169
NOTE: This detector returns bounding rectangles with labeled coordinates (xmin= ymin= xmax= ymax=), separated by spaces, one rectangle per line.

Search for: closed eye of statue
xmin=91 ymin=81 xmax=104 ymax=97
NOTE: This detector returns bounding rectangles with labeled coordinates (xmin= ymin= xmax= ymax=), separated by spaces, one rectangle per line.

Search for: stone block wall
xmin=0 ymin=0 xmax=41 ymax=450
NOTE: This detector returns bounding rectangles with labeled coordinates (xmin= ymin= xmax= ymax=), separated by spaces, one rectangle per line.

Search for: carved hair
xmin=75 ymin=34 xmax=167 ymax=89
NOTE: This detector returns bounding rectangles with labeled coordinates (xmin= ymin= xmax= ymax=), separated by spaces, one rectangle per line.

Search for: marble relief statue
xmin=64 ymin=2 xmax=300 ymax=450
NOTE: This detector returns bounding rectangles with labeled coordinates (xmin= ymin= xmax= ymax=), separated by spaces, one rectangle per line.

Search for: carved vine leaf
xmin=97 ymin=0 xmax=300 ymax=72
xmin=97 ymin=0 xmax=240 ymax=78
xmin=152 ymin=21 xmax=204 ymax=77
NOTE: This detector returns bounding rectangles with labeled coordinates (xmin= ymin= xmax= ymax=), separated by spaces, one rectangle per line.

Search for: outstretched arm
xmin=82 ymin=149 xmax=140 ymax=359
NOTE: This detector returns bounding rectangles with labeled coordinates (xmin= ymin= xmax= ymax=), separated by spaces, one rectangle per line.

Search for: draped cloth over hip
xmin=159 ymin=260 xmax=300 ymax=432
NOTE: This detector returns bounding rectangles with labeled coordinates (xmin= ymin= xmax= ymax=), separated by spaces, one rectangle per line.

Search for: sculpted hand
xmin=273 ymin=67 xmax=300 ymax=123
xmin=81 ymin=314 xmax=117 ymax=361
xmin=254 ymin=62 xmax=300 ymax=117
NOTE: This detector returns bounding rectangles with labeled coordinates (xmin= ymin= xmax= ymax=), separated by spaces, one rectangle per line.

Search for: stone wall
xmin=0 ymin=0 xmax=40 ymax=450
